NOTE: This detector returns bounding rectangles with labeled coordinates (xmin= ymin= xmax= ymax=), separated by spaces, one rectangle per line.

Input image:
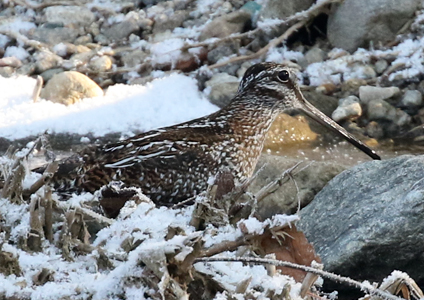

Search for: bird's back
xmin=51 ymin=104 xmax=271 ymax=205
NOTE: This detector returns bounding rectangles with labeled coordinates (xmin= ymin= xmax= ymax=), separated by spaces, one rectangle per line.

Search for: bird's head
xmin=237 ymin=62 xmax=380 ymax=160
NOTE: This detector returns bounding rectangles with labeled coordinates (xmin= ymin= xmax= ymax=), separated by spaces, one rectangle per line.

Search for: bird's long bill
xmin=298 ymin=96 xmax=381 ymax=160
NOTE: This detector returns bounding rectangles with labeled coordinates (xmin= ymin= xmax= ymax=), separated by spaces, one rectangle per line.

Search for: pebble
xmin=367 ymin=99 xmax=411 ymax=126
xmin=331 ymin=96 xmax=362 ymax=122
xmin=205 ymin=73 xmax=239 ymax=107
xmin=121 ymin=49 xmax=148 ymax=68
xmin=103 ymin=17 xmax=140 ymax=42
xmin=89 ymin=55 xmax=113 ymax=72
xmin=44 ymin=6 xmax=95 ymax=27
xmin=359 ymin=86 xmax=400 ymax=104
xmin=373 ymin=59 xmax=389 ymax=74
xmin=199 ymin=10 xmax=252 ymax=41
xmin=40 ymin=71 xmax=104 ymax=105
xmin=34 ymin=51 xmax=62 ymax=73
xmin=365 ymin=121 xmax=384 ymax=139
xmin=31 ymin=27 xmax=79 ymax=45
xmin=401 ymin=90 xmax=423 ymax=107
xmin=305 ymin=47 xmax=326 ymax=65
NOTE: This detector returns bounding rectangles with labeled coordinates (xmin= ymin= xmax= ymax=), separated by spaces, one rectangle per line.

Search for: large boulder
xmin=327 ymin=0 xmax=420 ymax=52
xmin=298 ymin=155 xmax=424 ymax=287
xmin=251 ymin=154 xmax=346 ymax=219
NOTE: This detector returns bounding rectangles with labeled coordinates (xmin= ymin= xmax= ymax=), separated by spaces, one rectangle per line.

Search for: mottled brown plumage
xmin=49 ymin=63 xmax=380 ymax=205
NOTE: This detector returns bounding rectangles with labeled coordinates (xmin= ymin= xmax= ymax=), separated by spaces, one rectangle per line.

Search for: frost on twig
xmin=195 ymin=257 xmax=420 ymax=300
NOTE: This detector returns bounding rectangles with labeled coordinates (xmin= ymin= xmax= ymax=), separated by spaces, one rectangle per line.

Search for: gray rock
xmin=39 ymin=68 xmax=64 ymax=82
xmin=74 ymin=35 xmax=93 ymax=45
xmin=44 ymin=6 xmax=95 ymax=27
xmin=34 ymin=51 xmax=63 ymax=73
xmin=298 ymin=155 xmax=424 ymax=285
xmin=0 ymin=66 xmax=14 ymax=77
xmin=402 ymin=90 xmax=423 ymax=107
xmin=251 ymin=155 xmax=346 ymax=219
xmin=417 ymin=80 xmax=424 ymax=96
xmin=16 ymin=63 xmax=36 ymax=76
xmin=121 ymin=49 xmax=148 ymax=68
xmin=374 ymin=59 xmax=388 ymax=75
xmin=350 ymin=64 xmax=377 ymax=80
xmin=365 ymin=121 xmax=384 ymax=139
xmin=40 ymin=71 xmax=103 ymax=105
xmin=88 ymin=55 xmax=113 ymax=72
xmin=332 ymin=95 xmax=362 ymax=122
xmin=327 ymin=0 xmax=420 ymax=52
xmin=205 ymin=73 xmax=239 ymax=108
xmin=0 ymin=56 xmax=22 ymax=68
xmin=153 ymin=10 xmax=188 ymax=33
xmin=359 ymin=86 xmax=400 ymax=104
xmin=207 ymin=42 xmax=239 ymax=64
xmin=199 ymin=10 xmax=252 ymax=41
xmin=367 ymin=99 xmax=411 ymax=127
xmin=260 ymin=0 xmax=314 ymax=20
xmin=103 ymin=18 xmax=140 ymax=42
xmin=305 ymin=47 xmax=326 ymax=65
xmin=31 ymin=27 xmax=79 ymax=45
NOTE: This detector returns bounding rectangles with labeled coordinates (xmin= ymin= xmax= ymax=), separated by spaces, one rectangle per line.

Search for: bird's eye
xmin=277 ymin=70 xmax=290 ymax=82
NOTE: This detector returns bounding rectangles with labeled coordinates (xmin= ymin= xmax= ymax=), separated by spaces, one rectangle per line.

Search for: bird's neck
xmin=211 ymin=96 xmax=280 ymax=180
xmin=221 ymin=95 xmax=280 ymax=138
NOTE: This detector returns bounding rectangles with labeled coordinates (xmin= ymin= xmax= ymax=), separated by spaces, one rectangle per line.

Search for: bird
xmin=45 ymin=62 xmax=380 ymax=207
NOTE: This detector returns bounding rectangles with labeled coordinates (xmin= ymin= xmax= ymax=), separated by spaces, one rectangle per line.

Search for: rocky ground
xmin=1 ymin=0 xmax=424 ymax=299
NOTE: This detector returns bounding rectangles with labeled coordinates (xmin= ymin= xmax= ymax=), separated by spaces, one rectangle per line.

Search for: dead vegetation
xmin=0 ymin=139 xmax=423 ymax=300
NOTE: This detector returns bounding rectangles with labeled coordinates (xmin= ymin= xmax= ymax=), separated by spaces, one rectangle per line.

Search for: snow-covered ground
xmin=0 ymin=73 xmax=218 ymax=141
xmin=0 ymin=188 xmax=302 ymax=300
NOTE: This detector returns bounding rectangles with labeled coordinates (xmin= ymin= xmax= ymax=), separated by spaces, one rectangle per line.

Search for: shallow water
xmin=266 ymin=139 xmax=423 ymax=166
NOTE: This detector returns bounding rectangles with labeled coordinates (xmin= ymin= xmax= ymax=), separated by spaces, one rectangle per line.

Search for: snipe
xmin=47 ymin=63 xmax=380 ymax=205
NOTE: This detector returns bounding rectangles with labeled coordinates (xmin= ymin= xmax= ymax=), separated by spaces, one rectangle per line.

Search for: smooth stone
xmin=39 ymin=68 xmax=64 ymax=82
xmin=30 ymin=27 xmax=79 ymax=45
xmin=374 ymin=59 xmax=389 ymax=74
xmin=205 ymin=73 xmax=239 ymax=108
xmin=367 ymin=99 xmax=411 ymax=127
xmin=40 ymin=71 xmax=103 ymax=105
xmin=103 ymin=17 xmax=140 ymax=42
xmin=332 ymin=96 xmax=362 ymax=122
xmin=260 ymin=0 xmax=314 ymax=20
xmin=305 ymin=47 xmax=326 ymax=65
xmin=152 ymin=10 xmax=188 ymax=33
xmin=121 ymin=49 xmax=149 ymax=68
xmin=89 ymin=55 xmax=113 ymax=72
xmin=402 ymin=90 xmax=423 ymax=107
xmin=359 ymin=86 xmax=400 ymax=104
xmin=207 ymin=42 xmax=239 ymax=64
xmin=365 ymin=121 xmax=384 ymax=139
xmin=34 ymin=51 xmax=63 ymax=73
xmin=298 ymin=155 xmax=424 ymax=286
xmin=199 ymin=10 xmax=252 ymax=41
xmin=0 ymin=66 xmax=14 ymax=77
xmin=44 ymin=6 xmax=95 ymax=27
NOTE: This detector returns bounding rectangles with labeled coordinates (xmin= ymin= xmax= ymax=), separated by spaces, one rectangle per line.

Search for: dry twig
xmin=255 ymin=161 xmax=306 ymax=202
xmin=0 ymin=29 xmax=49 ymax=51
xmin=195 ymin=257 xmax=407 ymax=300
xmin=208 ymin=18 xmax=309 ymax=70
xmin=181 ymin=0 xmax=342 ymax=52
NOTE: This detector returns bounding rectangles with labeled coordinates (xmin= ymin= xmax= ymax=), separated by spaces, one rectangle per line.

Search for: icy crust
xmin=0 ymin=192 xmax=302 ymax=299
